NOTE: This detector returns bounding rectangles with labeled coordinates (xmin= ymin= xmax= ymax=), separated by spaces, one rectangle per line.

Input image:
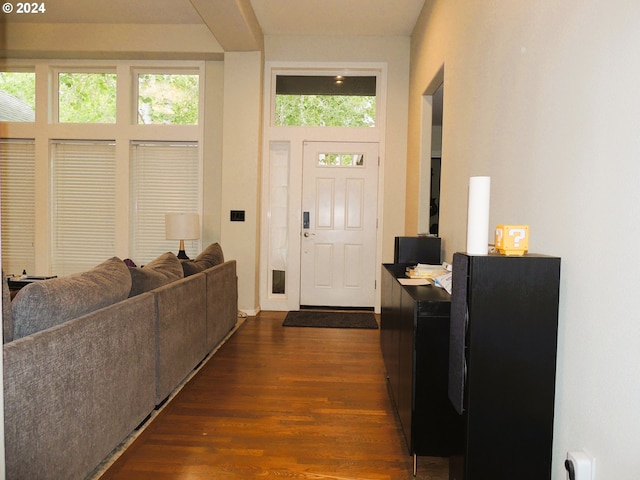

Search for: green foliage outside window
xmin=275 ymin=94 xmax=376 ymax=127
xmin=0 ymin=72 xmax=36 ymax=121
xmin=58 ymin=73 xmax=117 ymax=123
xmin=138 ymin=74 xmax=199 ymax=125
xmin=0 ymin=71 xmax=200 ymax=124
xmin=0 ymin=72 xmax=36 ymax=109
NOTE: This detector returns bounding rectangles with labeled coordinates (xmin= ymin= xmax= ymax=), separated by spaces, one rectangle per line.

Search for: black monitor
xmin=394 ymin=236 xmax=441 ymax=265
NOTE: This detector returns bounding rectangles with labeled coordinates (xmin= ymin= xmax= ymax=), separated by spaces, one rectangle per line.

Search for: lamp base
xmin=176 ymin=239 xmax=189 ymax=260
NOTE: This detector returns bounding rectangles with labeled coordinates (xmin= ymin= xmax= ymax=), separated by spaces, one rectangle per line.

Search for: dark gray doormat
xmin=283 ymin=310 xmax=379 ymax=329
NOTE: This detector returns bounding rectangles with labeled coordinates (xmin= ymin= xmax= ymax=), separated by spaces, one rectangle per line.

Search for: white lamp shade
xmin=165 ymin=213 xmax=200 ymax=240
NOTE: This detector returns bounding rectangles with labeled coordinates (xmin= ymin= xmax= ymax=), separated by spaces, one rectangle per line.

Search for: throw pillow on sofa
xmin=11 ymin=257 xmax=132 ymax=340
xmin=128 ymin=252 xmax=184 ymax=297
xmin=181 ymin=243 xmax=225 ymax=276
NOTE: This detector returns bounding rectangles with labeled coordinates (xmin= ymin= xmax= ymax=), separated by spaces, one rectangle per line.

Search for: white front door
xmin=300 ymin=141 xmax=379 ymax=308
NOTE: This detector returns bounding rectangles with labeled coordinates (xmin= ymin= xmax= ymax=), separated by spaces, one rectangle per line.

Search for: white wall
xmin=409 ymin=1 xmax=640 ymax=478
xmin=202 ymin=60 xmax=225 ymax=245
xmin=220 ymin=52 xmax=263 ymax=315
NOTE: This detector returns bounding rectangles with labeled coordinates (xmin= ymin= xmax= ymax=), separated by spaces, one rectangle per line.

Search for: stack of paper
xmin=406 ymin=263 xmax=448 ymax=279
xmin=398 ymin=278 xmax=432 ymax=286
xmin=434 ymin=272 xmax=452 ymax=294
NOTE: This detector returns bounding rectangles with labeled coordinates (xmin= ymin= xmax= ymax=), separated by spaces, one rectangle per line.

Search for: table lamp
xmin=165 ymin=212 xmax=200 ymax=259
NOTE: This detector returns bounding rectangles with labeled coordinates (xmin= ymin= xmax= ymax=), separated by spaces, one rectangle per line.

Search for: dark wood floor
xmin=97 ymin=311 xmax=448 ymax=480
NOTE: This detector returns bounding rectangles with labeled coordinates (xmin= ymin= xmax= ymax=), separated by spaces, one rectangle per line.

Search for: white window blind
xmin=1 ymin=139 xmax=36 ymax=275
xmin=131 ymin=141 xmax=200 ymax=264
xmin=51 ymin=140 xmax=116 ymax=275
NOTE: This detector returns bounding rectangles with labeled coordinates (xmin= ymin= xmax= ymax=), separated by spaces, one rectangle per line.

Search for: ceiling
xmin=250 ymin=0 xmax=425 ymax=36
xmin=3 ymin=0 xmax=426 ymax=37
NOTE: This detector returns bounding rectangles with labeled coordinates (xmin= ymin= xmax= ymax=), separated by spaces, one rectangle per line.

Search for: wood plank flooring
xmin=97 ymin=311 xmax=448 ymax=480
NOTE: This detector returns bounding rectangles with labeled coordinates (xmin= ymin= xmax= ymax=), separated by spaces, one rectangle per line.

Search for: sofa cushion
xmin=11 ymin=257 xmax=131 ymax=340
xmin=129 ymin=252 xmax=184 ymax=297
xmin=181 ymin=243 xmax=224 ymax=276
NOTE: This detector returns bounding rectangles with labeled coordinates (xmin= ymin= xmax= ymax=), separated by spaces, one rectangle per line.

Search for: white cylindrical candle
xmin=466 ymin=176 xmax=491 ymax=255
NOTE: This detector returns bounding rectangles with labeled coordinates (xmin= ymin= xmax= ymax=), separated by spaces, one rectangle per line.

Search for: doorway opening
xmin=418 ymin=68 xmax=444 ymax=236
xmin=430 ymin=83 xmax=443 ymax=235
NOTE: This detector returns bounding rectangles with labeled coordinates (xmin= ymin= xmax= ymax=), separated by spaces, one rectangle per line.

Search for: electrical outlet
xmin=566 ymin=451 xmax=594 ymax=480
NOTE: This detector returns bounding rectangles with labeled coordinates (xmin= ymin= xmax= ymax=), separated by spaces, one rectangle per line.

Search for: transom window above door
xmin=274 ymin=75 xmax=376 ymax=128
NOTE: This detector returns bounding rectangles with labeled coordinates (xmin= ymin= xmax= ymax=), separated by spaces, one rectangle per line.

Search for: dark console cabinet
xmin=448 ymin=253 xmax=561 ymax=480
xmin=381 ymin=264 xmax=463 ymax=473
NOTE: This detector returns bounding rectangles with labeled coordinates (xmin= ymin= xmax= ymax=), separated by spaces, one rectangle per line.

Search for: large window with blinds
xmin=131 ymin=141 xmax=200 ymax=264
xmin=50 ymin=140 xmax=117 ymax=275
xmin=1 ymin=62 xmax=203 ymax=276
xmin=0 ymin=139 xmax=36 ymax=275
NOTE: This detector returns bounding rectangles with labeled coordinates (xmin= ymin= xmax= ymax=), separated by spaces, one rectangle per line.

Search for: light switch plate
xmin=230 ymin=210 xmax=245 ymax=222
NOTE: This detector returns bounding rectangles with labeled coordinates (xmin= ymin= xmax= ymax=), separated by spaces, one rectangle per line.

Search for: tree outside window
xmin=0 ymin=72 xmax=36 ymax=121
xmin=58 ymin=72 xmax=117 ymax=123
xmin=137 ymin=74 xmax=199 ymax=125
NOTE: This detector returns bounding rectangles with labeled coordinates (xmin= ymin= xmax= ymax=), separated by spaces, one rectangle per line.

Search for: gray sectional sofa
xmin=2 ymin=243 xmax=238 ymax=480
